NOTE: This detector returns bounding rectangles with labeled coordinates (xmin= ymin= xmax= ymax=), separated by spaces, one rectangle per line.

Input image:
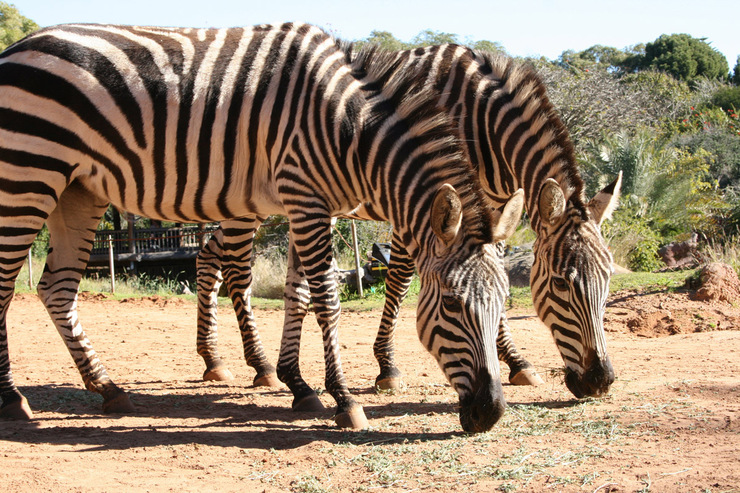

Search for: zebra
xmin=195 ymin=43 xmax=622 ymax=401
xmin=0 ymin=22 xmax=522 ymax=432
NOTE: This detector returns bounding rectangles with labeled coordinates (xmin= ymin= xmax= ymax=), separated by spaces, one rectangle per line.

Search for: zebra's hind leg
xmin=196 ymin=228 xmax=234 ymax=382
xmin=373 ymin=234 xmax=413 ymax=391
xmin=37 ymin=183 xmax=133 ymax=413
xmin=276 ymin=239 xmax=324 ymax=412
xmin=497 ymin=313 xmax=544 ymax=386
xmin=0 ymin=241 xmax=40 ymax=419
xmin=220 ymin=219 xmax=279 ymax=387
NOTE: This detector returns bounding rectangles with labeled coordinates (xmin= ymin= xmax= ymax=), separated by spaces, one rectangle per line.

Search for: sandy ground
xmin=0 ymin=288 xmax=738 ymax=492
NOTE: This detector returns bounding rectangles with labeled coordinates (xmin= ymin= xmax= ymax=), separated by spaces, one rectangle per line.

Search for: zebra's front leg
xmin=284 ymin=216 xmax=368 ymax=429
xmin=497 ymin=313 xmax=544 ymax=386
xmin=37 ymin=184 xmax=134 ymax=413
xmin=196 ymin=228 xmax=234 ymax=381
xmin=219 ymin=219 xmax=279 ymax=387
xmin=373 ymin=234 xmax=413 ymax=391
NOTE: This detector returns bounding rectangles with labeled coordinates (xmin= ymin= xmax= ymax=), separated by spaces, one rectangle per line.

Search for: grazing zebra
xmin=0 ymin=22 xmax=521 ymax=432
xmin=196 ymin=44 xmax=622 ymax=400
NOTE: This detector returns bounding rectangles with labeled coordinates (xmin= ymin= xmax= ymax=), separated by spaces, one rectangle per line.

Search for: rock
xmin=503 ymin=244 xmax=630 ymax=286
xmin=658 ymin=233 xmax=702 ymax=270
xmin=505 ymin=246 xmax=533 ymax=288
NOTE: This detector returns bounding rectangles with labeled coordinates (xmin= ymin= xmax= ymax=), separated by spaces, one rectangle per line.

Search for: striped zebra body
xmin=0 ymin=23 xmax=519 ymax=431
xmin=197 ymin=43 xmax=621 ymax=400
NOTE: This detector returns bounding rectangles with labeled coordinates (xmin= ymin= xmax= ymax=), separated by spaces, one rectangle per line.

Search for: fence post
xmin=127 ymin=213 xmax=136 ymax=272
xmin=350 ymin=220 xmax=364 ymax=298
xmin=108 ymin=235 xmax=116 ymax=294
xmin=27 ymin=250 xmax=33 ymax=290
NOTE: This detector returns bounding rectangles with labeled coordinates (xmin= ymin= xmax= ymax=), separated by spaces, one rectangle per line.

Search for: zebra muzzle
xmin=458 ymin=368 xmax=506 ymax=433
xmin=564 ymin=355 xmax=615 ymax=398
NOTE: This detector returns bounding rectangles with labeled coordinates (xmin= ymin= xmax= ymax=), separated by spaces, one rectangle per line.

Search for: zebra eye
xmin=442 ymin=294 xmax=463 ymax=313
xmin=552 ymin=277 xmax=568 ymax=291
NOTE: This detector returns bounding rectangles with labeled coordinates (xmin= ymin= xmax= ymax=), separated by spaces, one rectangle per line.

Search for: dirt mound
xmin=605 ymin=288 xmax=740 ymax=338
xmin=691 ymin=262 xmax=740 ymax=303
xmin=119 ymin=295 xmax=189 ymax=308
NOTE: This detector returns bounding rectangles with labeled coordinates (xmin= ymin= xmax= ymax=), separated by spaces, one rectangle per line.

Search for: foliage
xmin=31 ymin=224 xmax=50 ymax=256
xmin=711 ymin=86 xmax=740 ymax=112
xmin=469 ymin=39 xmax=507 ymax=55
xmin=540 ymin=66 xmax=691 ymax=152
xmin=355 ymin=30 xmax=408 ymax=52
xmin=557 ymin=44 xmax=629 ymax=72
xmin=627 ymin=33 xmax=729 ymax=82
xmin=649 ymin=149 xmax=729 ymax=238
xmin=733 ymin=56 xmax=740 ymax=85
xmin=354 ymin=29 xmax=506 ymax=55
xmin=619 ymin=70 xmax=693 ymax=122
xmin=409 ymin=29 xmax=460 ymax=46
xmin=602 ymin=200 xmax=663 ymax=271
xmin=673 ymin=105 xmax=740 ymax=136
xmin=579 ymin=128 xmax=673 ymax=198
xmin=0 ymin=2 xmax=37 ymax=51
xmin=671 ymin=117 xmax=740 ymax=189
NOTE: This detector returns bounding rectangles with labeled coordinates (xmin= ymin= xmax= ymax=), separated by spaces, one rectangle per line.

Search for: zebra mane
xmin=354 ymin=44 xmax=496 ymax=244
xmin=474 ymin=50 xmax=587 ymax=207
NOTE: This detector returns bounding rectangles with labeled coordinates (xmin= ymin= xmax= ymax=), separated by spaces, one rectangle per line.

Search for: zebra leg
xmin=373 ymin=233 xmax=413 ymax=391
xmin=276 ymin=237 xmax=324 ymax=411
xmin=196 ymin=228 xmax=234 ymax=381
xmin=220 ymin=219 xmax=279 ymax=387
xmin=497 ymin=313 xmax=544 ymax=386
xmin=37 ymin=183 xmax=134 ymax=413
xmin=281 ymin=217 xmax=367 ymax=429
xmin=0 ymin=237 xmax=41 ymax=419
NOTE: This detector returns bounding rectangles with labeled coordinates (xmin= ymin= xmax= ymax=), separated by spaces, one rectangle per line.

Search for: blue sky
xmin=16 ymin=0 xmax=739 ymax=68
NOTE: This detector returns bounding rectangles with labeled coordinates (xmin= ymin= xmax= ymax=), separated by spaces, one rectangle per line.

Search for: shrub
xmin=603 ymin=200 xmax=663 ymax=271
xmin=712 ymin=86 xmax=740 ymax=111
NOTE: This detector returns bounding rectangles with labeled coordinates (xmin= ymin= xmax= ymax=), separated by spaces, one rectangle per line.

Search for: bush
xmin=712 ymin=86 xmax=740 ymax=111
xmin=671 ymin=127 xmax=740 ymax=189
xmin=603 ymin=200 xmax=663 ymax=271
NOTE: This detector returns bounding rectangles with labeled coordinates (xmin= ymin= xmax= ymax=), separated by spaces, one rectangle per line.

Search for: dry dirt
xmin=1 ymin=285 xmax=739 ymax=492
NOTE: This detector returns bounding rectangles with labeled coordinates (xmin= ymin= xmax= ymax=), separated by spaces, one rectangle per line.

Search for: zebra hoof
xmin=203 ymin=367 xmax=235 ymax=382
xmin=509 ymin=368 xmax=544 ymax=386
xmin=253 ymin=373 xmax=281 ymax=388
xmin=334 ymin=405 xmax=369 ymax=430
xmin=102 ymin=392 xmax=136 ymax=414
xmin=375 ymin=377 xmax=404 ymax=392
xmin=0 ymin=396 xmax=34 ymax=420
xmin=292 ymin=394 xmax=325 ymax=412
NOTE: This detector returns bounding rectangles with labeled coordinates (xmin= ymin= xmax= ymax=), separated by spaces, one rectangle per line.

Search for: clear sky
xmin=15 ymin=0 xmax=740 ymax=68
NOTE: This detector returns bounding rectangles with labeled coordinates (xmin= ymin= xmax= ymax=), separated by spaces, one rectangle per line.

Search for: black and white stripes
xmin=0 ymin=23 xmax=517 ymax=431
xmin=197 ymin=43 xmax=621 ymax=400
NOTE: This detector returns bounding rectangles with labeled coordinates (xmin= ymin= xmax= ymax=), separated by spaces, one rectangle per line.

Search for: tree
xmin=409 ymin=29 xmax=460 ymax=47
xmin=470 ymin=39 xmax=507 ymax=56
xmin=0 ymin=2 xmax=38 ymax=51
xmin=355 ymin=30 xmax=408 ymax=52
xmin=733 ymin=56 xmax=740 ymax=85
xmin=712 ymin=86 xmax=740 ymax=112
xmin=558 ymin=44 xmax=629 ymax=72
xmin=629 ymin=33 xmax=729 ymax=82
xmin=538 ymin=65 xmax=691 ymax=152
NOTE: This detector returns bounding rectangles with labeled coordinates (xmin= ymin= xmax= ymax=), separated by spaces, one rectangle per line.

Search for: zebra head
xmin=417 ymin=186 xmax=524 ymax=433
xmin=531 ymin=172 xmax=622 ymax=398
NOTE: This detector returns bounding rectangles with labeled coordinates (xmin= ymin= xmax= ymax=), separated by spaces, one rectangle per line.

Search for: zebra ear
xmin=491 ymin=189 xmax=524 ymax=241
xmin=588 ymin=171 xmax=622 ymax=226
xmin=431 ymin=184 xmax=463 ymax=248
xmin=538 ymin=178 xmax=566 ymax=228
